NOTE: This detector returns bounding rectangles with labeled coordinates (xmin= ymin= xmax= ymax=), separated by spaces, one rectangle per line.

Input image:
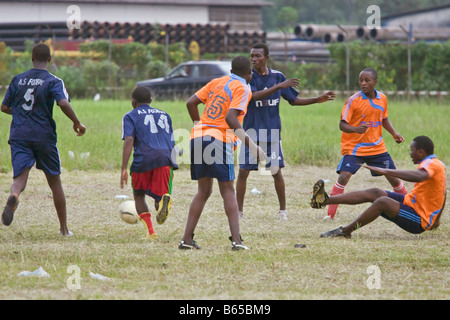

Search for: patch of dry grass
xmin=0 ymin=165 xmax=448 ymax=300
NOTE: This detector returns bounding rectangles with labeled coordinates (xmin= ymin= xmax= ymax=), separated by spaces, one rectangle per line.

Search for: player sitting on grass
xmin=121 ymin=86 xmax=177 ymax=239
xmin=311 ymin=136 xmax=446 ymax=238
xmin=326 ymin=67 xmax=407 ymax=220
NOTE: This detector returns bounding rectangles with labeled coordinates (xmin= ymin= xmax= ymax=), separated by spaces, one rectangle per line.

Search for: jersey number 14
xmin=144 ymin=114 xmax=170 ymax=134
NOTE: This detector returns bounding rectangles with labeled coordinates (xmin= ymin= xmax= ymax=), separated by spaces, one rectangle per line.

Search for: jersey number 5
xmin=22 ymin=88 xmax=35 ymax=111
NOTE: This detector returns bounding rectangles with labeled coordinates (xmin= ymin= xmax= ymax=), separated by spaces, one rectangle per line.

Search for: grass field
xmin=0 ymin=97 xmax=449 ymax=301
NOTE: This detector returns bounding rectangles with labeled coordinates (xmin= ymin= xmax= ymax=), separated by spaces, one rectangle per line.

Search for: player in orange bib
xmin=311 ymin=135 xmax=446 ymax=238
xmin=326 ymin=68 xmax=407 ymax=219
xmin=179 ymin=56 xmax=264 ymax=251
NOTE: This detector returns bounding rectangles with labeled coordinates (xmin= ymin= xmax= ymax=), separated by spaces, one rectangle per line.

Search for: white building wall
xmin=0 ymin=3 xmax=209 ymax=24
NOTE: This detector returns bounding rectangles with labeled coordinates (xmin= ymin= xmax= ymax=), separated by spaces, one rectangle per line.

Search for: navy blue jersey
xmin=2 ymin=69 xmax=69 ymax=142
xmin=243 ymin=69 xmax=298 ymax=142
xmin=122 ymin=104 xmax=178 ymax=172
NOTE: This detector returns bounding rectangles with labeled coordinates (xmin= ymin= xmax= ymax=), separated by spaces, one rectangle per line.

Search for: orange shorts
xmin=131 ymin=166 xmax=173 ymax=201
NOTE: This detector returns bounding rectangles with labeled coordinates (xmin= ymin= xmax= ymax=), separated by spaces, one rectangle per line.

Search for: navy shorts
xmin=337 ymin=152 xmax=396 ymax=176
xmin=239 ymin=140 xmax=285 ymax=171
xmin=10 ymin=140 xmax=61 ymax=178
xmin=190 ymin=137 xmax=235 ymax=182
xmin=381 ymin=191 xmax=425 ymax=234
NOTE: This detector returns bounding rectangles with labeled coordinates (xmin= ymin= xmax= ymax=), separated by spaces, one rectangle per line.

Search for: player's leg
xmin=327 ymin=155 xmax=361 ymax=219
xmin=218 ymin=180 xmax=242 ymax=244
xmin=2 ymin=141 xmax=36 ymax=226
xmin=267 ymin=140 xmax=287 ymax=220
xmin=130 ymin=171 xmax=157 ymax=238
xmin=236 ymin=140 xmax=258 ymax=218
xmin=312 ymin=178 xmax=388 ymax=208
xmin=386 ymin=175 xmax=407 ymax=195
xmin=272 ymin=169 xmax=287 ymax=219
xmin=235 ymin=168 xmax=250 ymax=217
xmin=45 ymin=173 xmax=71 ymax=236
xmin=327 ymin=187 xmax=388 ymax=206
xmin=180 ymin=177 xmax=213 ymax=247
xmin=321 ymin=195 xmax=401 ymax=238
xmin=367 ymin=153 xmax=407 ymax=195
xmin=1 ymin=167 xmax=30 ymax=226
xmin=149 ymin=166 xmax=173 ymax=225
xmin=134 ymin=190 xmax=157 ymax=238
xmin=326 ymin=171 xmax=352 ymax=219
xmin=35 ymin=141 xmax=72 ymax=236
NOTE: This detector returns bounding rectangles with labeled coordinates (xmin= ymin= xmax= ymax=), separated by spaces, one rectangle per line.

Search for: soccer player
xmin=311 ymin=136 xmax=446 ymax=238
xmin=1 ymin=43 xmax=86 ymax=236
xmin=121 ymin=86 xmax=177 ymax=239
xmin=236 ymin=42 xmax=335 ymax=220
xmin=325 ymin=67 xmax=408 ymax=220
xmin=179 ymin=56 xmax=264 ymax=251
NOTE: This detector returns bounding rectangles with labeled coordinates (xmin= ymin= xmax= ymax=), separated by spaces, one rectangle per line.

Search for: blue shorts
xmin=382 ymin=191 xmax=425 ymax=234
xmin=337 ymin=152 xmax=396 ymax=176
xmin=239 ymin=140 xmax=285 ymax=171
xmin=190 ymin=137 xmax=235 ymax=182
xmin=10 ymin=140 xmax=61 ymax=178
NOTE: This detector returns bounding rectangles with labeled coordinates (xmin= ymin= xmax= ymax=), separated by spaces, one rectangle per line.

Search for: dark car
xmin=136 ymin=60 xmax=232 ymax=100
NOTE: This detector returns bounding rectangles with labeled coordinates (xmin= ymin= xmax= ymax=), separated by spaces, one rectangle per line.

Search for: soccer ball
xmin=119 ymin=200 xmax=139 ymax=224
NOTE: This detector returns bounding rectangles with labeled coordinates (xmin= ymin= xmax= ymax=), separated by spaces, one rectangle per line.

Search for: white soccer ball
xmin=119 ymin=200 xmax=139 ymax=224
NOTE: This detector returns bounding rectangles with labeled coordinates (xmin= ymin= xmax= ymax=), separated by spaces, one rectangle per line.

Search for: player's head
xmin=31 ymin=43 xmax=51 ymax=65
xmin=132 ymin=86 xmax=152 ymax=108
xmin=410 ymin=136 xmax=434 ymax=164
xmin=231 ymin=56 xmax=252 ymax=84
xmin=250 ymin=43 xmax=269 ymax=70
xmin=359 ymin=67 xmax=378 ymax=95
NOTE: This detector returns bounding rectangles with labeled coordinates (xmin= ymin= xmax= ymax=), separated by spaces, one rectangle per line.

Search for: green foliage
xmin=1 ymin=99 xmax=448 ymax=174
xmin=262 ymin=0 xmax=450 ymax=30
xmin=327 ymin=40 xmax=450 ymax=91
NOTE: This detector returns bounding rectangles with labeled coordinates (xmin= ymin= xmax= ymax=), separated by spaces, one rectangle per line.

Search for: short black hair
xmin=32 ymin=43 xmax=51 ymax=63
xmin=252 ymin=43 xmax=269 ymax=56
xmin=413 ymin=135 xmax=434 ymax=155
xmin=361 ymin=67 xmax=378 ymax=80
xmin=132 ymin=86 xmax=152 ymax=104
xmin=231 ymin=56 xmax=251 ymax=78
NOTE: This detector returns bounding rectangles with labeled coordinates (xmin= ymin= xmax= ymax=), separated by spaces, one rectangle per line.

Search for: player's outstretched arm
xmin=290 ymin=91 xmax=336 ymax=106
xmin=251 ymin=78 xmax=300 ymax=101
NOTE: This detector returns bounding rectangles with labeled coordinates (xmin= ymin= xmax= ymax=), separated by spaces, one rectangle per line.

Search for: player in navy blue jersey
xmin=236 ymin=43 xmax=336 ymax=220
xmin=121 ymin=86 xmax=178 ymax=239
xmin=1 ymin=43 xmax=86 ymax=236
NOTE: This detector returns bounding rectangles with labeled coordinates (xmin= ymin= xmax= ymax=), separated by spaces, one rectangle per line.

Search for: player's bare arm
xmin=363 ymin=165 xmax=429 ymax=182
xmin=1 ymin=104 xmax=11 ymax=115
xmin=251 ymin=78 xmax=300 ymax=101
xmin=120 ymin=135 xmax=134 ymax=188
xmin=226 ymin=109 xmax=265 ymax=161
xmin=291 ymin=91 xmax=336 ymax=106
xmin=186 ymin=94 xmax=201 ymax=124
xmin=57 ymin=99 xmax=86 ymax=136
xmin=339 ymin=119 xmax=369 ymax=134
xmin=382 ymin=117 xmax=404 ymax=143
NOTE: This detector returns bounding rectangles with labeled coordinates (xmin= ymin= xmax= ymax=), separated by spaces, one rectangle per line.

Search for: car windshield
xmin=167 ymin=62 xmax=231 ymax=79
